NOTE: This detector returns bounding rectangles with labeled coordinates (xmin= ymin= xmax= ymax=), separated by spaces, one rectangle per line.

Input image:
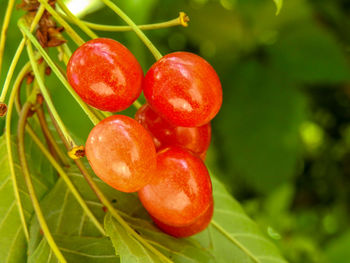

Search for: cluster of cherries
xmin=67 ymin=38 xmax=222 ymax=237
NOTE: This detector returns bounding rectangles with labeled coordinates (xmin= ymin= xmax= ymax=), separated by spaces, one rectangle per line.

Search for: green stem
xmin=17 ymin=102 xmax=67 ymax=263
xmin=56 ymin=0 xmax=98 ymax=39
xmin=35 ymin=104 xmax=70 ymax=166
xmin=25 ymin=122 xmax=106 ymax=236
xmin=101 ymin=0 xmax=163 ymax=60
xmin=60 ymin=12 xmax=189 ymax=32
xmin=57 ymin=44 xmax=71 ymax=65
xmin=26 ymin=41 xmax=77 ymax=149
xmin=37 ymin=0 xmax=85 ymax=46
xmin=133 ymin=100 xmax=142 ymax=110
xmin=0 ymin=5 xmax=45 ymax=103
xmin=14 ymin=78 xmax=105 ymax=236
xmin=90 ymin=107 xmax=104 ymax=121
xmin=5 ymin=62 xmax=32 ymax=241
xmin=0 ymin=0 xmax=16 ymax=76
xmin=18 ymin=19 xmax=100 ymax=125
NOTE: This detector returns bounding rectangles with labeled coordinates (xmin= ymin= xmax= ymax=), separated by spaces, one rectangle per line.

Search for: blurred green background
xmin=1 ymin=0 xmax=350 ymax=262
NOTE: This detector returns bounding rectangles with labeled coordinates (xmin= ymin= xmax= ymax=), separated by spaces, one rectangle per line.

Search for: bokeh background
xmin=1 ymin=0 xmax=350 ymax=262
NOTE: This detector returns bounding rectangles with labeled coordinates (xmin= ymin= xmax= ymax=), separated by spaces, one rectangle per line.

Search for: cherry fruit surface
xmin=138 ymin=147 xmax=213 ymax=227
xmin=153 ymin=199 xmax=214 ymax=237
xmin=143 ymin=51 xmax=222 ymax=127
xmin=135 ymin=104 xmax=211 ymax=158
xmin=85 ymin=115 xmax=157 ymax=192
xmin=67 ymin=38 xmax=143 ymax=112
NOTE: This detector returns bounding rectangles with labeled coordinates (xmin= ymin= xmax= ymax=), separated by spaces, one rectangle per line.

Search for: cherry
xmin=135 ymin=104 xmax=211 ymax=159
xmin=85 ymin=115 xmax=157 ymax=192
xmin=138 ymin=147 xmax=212 ymax=227
xmin=67 ymin=38 xmax=143 ymax=112
xmin=152 ymin=199 xmax=213 ymax=238
xmin=143 ymin=52 xmax=222 ymax=127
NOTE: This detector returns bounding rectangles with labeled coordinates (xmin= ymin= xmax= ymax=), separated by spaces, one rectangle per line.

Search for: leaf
xmin=214 ymin=60 xmax=306 ymax=193
xmin=29 ymin=235 xmax=118 ymax=263
xmin=105 ymin=213 xmax=213 ymax=263
xmin=27 ymin=173 xmax=119 ymax=262
xmin=0 ymin=134 xmax=56 ymax=263
xmin=105 ymin=214 xmax=161 ymax=263
xmin=193 ymin=176 xmax=288 ymax=263
xmin=273 ymin=0 xmax=283 ymax=15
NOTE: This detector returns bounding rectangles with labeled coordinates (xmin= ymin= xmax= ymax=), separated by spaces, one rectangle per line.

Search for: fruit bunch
xmin=67 ymin=38 xmax=222 ymax=238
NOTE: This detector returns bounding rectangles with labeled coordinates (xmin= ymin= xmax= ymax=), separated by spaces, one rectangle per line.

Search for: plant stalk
xmin=26 ymin=41 xmax=77 ymax=149
xmin=56 ymin=0 xmax=98 ymax=39
xmin=17 ymin=102 xmax=67 ymax=263
xmin=0 ymin=0 xmax=16 ymax=75
xmin=101 ymin=0 xmax=163 ymax=60
xmin=60 ymin=12 xmax=189 ymax=32
xmin=35 ymin=103 xmax=70 ymax=166
xmin=5 ymin=62 xmax=32 ymax=241
xmin=0 ymin=4 xmax=45 ymax=103
xmin=24 ymin=122 xmax=106 ymax=235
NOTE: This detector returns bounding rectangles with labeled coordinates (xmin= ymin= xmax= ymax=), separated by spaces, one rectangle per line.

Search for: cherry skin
xmin=85 ymin=115 xmax=157 ymax=193
xmin=67 ymin=38 xmax=143 ymax=112
xmin=135 ymin=104 xmax=211 ymax=158
xmin=143 ymin=51 xmax=222 ymax=127
xmin=153 ymin=199 xmax=213 ymax=238
xmin=138 ymin=147 xmax=212 ymax=227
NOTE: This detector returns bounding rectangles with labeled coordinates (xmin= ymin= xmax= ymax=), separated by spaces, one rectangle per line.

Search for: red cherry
xmin=85 ymin=115 xmax=157 ymax=192
xmin=135 ymin=104 xmax=211 ymax=158
xmin=138 ymin=147 xmax=212 ymax=226
xmin=67 ymin=38 xmax=143 ymax=112
xmin=152 ymin=199 xmax=213 ymax=238
xmin=143 ymin=52 xmax=222 ymax=127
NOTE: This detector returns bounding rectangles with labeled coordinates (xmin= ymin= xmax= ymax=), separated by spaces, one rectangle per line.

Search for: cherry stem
xmin=35 ymin=102 xmax=70 ymax=166
xmin=56 ymin=0 xmax=98 ymax=39
xmin=18 ymin=19 xmax=100 ymax=126
xmin=57 ymin=44 xmax=71 ymax=64
xmin=0 ymin=0 xmax=16 ymax=76
xmin=61 ymin=12 xmax=189 ymax=32
xmin=5 ymin=62 xmax=32 ymax=241
xmin=133 ymin=100 xmax=142 ymax=110
xmin=26 ymin=41 xmax=78 ymax=149
xmin=24 ymin=119 xmax=106 ymax=236
xmin=14 ymin=83 xmax=106 ymax=236
xmin=101 ymin=0 xmax=163 ymax=60
xmin=0 ymin=5 xmax=45 ymax=103
xmin=37 ymin=0 xmax=85 ymax=46
xmin=17 ymin=101 xmax=67 ymax=263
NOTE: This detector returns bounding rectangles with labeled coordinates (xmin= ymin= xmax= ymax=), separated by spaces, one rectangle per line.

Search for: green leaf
xmin=27 ymin=172 xmax=119 ymax=262
xmin=0 ymin=134 xmax=56 ymax=263
xmin=105 ymin=212 xmax=213 ymax=263
xmin=273 ymin=0 xmax=283 ymax=15
xmin=29 ymin=235 xmax=118 ymax=263
xmin=105 ymin=214 xmax=161 ymax=263
xmin=193 ymin=176 xmax=288 ymax=263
